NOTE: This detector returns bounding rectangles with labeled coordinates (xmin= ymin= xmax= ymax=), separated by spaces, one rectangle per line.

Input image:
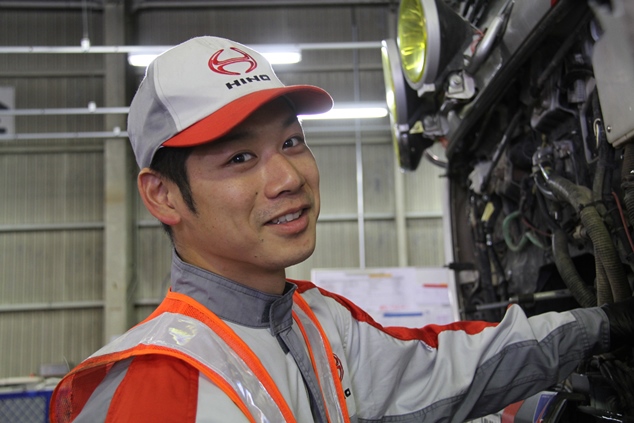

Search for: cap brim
xmin=162 ymin=85 xmax=333 ymax=148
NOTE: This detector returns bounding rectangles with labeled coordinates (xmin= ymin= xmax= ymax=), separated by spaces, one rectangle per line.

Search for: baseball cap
xmin=128 ymin=36 xmax=334 ymax=169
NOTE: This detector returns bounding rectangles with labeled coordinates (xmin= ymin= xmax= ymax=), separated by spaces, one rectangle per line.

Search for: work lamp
xmin=397 ymin=0 xmax=475 ymax=93
xmin=381 ymin=38 xmax=432 ymax=171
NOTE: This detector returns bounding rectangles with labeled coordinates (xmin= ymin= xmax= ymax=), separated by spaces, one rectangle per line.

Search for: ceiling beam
xmin=131 ymin=0 xmax=396 ymax=12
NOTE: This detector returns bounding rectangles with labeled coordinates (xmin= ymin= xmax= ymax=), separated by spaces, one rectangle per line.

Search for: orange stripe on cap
xmin=162 ymin=85 xmax=332 ymax=148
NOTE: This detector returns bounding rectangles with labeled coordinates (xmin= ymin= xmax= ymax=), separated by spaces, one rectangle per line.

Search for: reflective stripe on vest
xmin=292 ymin=292 xmax=350 ymax=423
xmin=51 ymin=290 xmax=350 ymax=423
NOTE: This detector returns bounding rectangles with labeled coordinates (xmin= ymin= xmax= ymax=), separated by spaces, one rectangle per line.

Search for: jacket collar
xmin=169 ymin=251 xmax=296 ymax=335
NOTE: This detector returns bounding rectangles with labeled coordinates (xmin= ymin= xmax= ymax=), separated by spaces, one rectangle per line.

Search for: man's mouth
xmin=270 ymin=210 xmax=303 ymax=225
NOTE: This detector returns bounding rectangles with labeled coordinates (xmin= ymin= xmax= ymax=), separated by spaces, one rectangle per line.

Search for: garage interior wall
xmin=0 ymin=0 xmax=447 ymax=379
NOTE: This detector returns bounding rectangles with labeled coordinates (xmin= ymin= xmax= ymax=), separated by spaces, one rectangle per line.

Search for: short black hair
xmin=149 ymin=146 xmax=197 ymax=239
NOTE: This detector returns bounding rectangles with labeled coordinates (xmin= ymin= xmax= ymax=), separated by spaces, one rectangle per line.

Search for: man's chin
xmin=279 ymin=243 xmax=316 ymax=269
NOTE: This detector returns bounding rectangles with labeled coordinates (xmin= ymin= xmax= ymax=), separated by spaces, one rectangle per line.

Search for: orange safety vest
xmin=50 ymin=290 xmax=351 ymax=423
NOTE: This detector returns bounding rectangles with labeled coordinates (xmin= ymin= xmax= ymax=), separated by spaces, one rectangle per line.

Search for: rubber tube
xmin=545 ymin=174 xmax=632 ymax=302
xmin=502 ymin=211 xmax=529 ymax=252
xmin=551 ymin=229 xmax=597 ymax=307
xmin=621 ymin=144 xmax=634 ymax=242
xmin=595 ymin=249 xmax=613 ymax=305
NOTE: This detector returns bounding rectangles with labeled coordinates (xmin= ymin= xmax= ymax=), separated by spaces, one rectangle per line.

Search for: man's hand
xmin=602 ymin=296 xmax=634 ymax=349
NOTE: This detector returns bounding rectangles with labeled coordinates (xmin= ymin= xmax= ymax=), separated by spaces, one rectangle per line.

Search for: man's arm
xmin=310 ymin=284 xmax=611 ymax=422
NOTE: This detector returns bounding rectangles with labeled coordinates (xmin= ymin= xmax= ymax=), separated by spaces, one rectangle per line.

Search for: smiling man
xmin=50 ymin=36 xmax=633 ymax=423
xmin=141 ymin=98 xmax=321 ymax=294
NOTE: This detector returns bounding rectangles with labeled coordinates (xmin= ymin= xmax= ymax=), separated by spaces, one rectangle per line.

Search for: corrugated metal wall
xmin=0 ymin=1 xmax=448 ymax=379
xmin=0 ymin=6 xmax=107 ymax=378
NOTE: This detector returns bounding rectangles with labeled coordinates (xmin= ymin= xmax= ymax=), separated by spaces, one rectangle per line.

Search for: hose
xmin=582 ymin=205 xmax=631 ymax=302
xmin=551 ymin=229 xmax=597 ymax=307
xmin=595 ymin=250 xmax=613 ymax=306
xmin=592 ymin=113 xmax=634 ymax=269
xmin=503 ymin=211 xmax=549 ymax=252
xmin=544 ymin=174 xmax=632 ymax=303
xmin=592 ymin=153 xmax=606 ymax=207
xmin=525 ymin=231 xmax=548 ymax=250
xmin=621 ymin=144 xmax=634 ymax=244
xmin=502 ymin=211 xmax=529 ymax=252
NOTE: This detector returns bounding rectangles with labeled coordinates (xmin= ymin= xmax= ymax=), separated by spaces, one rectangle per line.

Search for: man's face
xmin=172 ymin=98 xmax=320 ymax=292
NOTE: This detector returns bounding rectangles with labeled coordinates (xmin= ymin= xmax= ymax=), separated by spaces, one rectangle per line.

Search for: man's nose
xmin=263 ymin=153 xmax=305 ymax=198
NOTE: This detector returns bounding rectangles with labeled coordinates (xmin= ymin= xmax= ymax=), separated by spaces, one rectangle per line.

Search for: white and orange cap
xmin=128 ymin=36 xmax=333 ymax=169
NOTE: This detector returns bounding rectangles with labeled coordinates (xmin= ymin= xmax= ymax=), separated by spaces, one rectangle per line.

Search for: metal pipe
xmin=351 ymin=13 xmax=366 ymax=269
xmin=0 ymin=107 xmax=129 ymax=116
xmin=130 ymin=0 xmax=394 ymax=11
xmin=464 ymin=289 xmax=573 ymax=312
xmin=0 ymin=70 xmax=105 ymax=78
xmin=0 ymin=1 xmax=102 ymax=9
xmin=1 ymin=107 xmax=385 ymax=119
xmin=423 ymin=149 xmax=447 ymax=168
xmin=0 ymin=127 xmax=391 ymax=142
xmin=0 ymin=127 xmax=388 ymax=145
xmin=0 ymin=301 xmax=104 ymax=313
xmin=394 ymin=155 xmax=408 ymax=267
xmin=0 ymin=41 xmax=382 ymax=55
xmin=0 ymin=222 xmax=104 ymax=233
xmin=0 ymin=131 xmax=127 ymax=141
xmin=0 ymin=145 xmax=103 ymax=154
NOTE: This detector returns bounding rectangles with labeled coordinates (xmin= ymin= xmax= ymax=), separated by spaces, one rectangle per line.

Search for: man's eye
xmin=283 ymin=137 xmax=303 ymax=149
xmin=229 ymin=152 xmax=254 ymax=164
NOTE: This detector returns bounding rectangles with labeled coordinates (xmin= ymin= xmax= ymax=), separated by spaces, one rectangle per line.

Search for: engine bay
xmin=383 ymin=0 xmax=634 ymax=419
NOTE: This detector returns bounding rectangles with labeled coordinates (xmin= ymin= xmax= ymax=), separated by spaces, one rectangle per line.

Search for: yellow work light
xmin=381 ymin=38 xmax=432 ymax=171
xmin=397 ymin=0 xmax=475 ymax=92
xmin=398 ymin=0 xmax=428 ymax=87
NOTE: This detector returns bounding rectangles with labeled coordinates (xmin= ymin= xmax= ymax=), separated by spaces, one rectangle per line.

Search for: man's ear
xmin=137 ymin=168 xmax=182 ymax=226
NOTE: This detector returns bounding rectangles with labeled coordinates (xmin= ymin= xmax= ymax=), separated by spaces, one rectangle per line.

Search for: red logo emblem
xmin=333 ymin=354 xmax=344 ymax=381
xmin=208 ymin=47 xmax=257 ymax=76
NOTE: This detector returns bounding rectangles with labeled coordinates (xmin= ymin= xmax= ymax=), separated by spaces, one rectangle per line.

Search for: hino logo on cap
xmin=225 ymin=74 xmax=271 ymax=89
xmin=208 ymin=46 xmax=272 ymax=89
xmin=208 ymin=47 xmax=257 ymax=76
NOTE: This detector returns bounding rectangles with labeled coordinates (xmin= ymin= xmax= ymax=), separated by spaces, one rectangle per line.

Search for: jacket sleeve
xmin=300 ymin=283 xmax=610 ymax=423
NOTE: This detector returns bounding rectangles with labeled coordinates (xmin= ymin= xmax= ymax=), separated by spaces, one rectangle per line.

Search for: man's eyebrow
xmin=213 ymin=130 xmax=246 ymax=145
xmin=284 ymin=113 xmax=301 ymax=128
xmin=213 ymin=112 xmax=301 ymax=145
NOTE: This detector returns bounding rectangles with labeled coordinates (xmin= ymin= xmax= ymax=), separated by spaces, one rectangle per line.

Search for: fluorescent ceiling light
xmin=127 ymin=44 xmax=301 ymax=67
xmin=251 ymin=44 xmax=302 ymax=65
xmin=262 ymin=51 xmax=302 ymax=64
xmin=127 ymin=53 xmax=160 ymax=67
xmin=300 ymin=103 xmax=388 ymax=120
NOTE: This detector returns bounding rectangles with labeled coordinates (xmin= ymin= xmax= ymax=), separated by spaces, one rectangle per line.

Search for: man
xmin=50 ymin=36 xmax=633 ymax=423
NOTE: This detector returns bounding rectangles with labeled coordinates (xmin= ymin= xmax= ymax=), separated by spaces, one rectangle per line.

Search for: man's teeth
xmin=272 ymin=211 xmax=302 ymax=224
